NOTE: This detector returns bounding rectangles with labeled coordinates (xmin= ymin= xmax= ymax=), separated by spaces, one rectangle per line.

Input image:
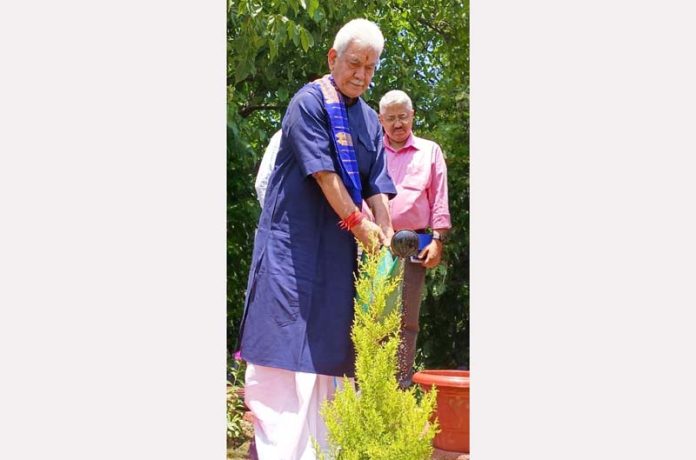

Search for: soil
xmin=226 ymin=413 xmax=470 ymax=459
xmin=227 ymin=414 xmax=255 ymax=459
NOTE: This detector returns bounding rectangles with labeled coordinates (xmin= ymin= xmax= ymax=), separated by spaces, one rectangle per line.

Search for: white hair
xmin=379 ymin=90 xmax=413 ymax=113
xmin=333 ymin=19 xmax=384 ymax=56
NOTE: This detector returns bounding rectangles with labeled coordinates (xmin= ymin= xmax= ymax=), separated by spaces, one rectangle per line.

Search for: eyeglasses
xmin=383 ymin=114 xmax=411 ymax=124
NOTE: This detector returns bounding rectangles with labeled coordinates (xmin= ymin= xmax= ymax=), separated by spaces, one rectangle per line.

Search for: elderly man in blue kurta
xmin=238 ymin=19 xmax=396 ymax=460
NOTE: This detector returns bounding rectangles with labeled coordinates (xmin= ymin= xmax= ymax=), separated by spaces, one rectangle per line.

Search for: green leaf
xmin=234 ymin=60 xmax=252 ymax=83
xmin=277 ymin=20 xmax=287 ymax=43
xmin=269 ymin=39 xmax=278 ymax=59
xmin=291 ymin=26 xmax=300 ymax=46
xmin=308 ymin=0 xmax=319 ymax=17
xmin=313 ymin=6 xmax=324 ymax=22
xmin=300 ymin=28 xmax=309 ymax=52
xmin=287 ymin=21 xmax=295 ymax=41
xmin=288 ymin=0 xmax=298 ymax=15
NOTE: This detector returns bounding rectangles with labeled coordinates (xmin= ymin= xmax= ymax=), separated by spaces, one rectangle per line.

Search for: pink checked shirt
xmin=385 ymin=133 xmax=451 ymax=231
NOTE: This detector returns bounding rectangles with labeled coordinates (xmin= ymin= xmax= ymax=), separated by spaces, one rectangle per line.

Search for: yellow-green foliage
xmin=318 ymin=247 xmax=438 ymax=460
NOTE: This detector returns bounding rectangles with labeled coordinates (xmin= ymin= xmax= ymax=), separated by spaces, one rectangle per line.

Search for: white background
xmin=2 ymin=0 xmax=696 ymax=458
xmin=0 ymin=0 xmax=225 ymax=458
xmin=472 ymin=1 xmax=696 ymax=458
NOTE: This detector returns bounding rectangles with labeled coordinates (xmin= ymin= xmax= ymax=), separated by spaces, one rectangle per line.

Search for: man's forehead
xmin=382 ymin=103 xmax=411 ymax=113
xmin=342 ymin=41 xmax=380 ymax=60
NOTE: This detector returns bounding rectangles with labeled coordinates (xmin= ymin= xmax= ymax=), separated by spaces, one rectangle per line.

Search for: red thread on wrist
xmin=338 ymin=210 xmax=364 ymax=231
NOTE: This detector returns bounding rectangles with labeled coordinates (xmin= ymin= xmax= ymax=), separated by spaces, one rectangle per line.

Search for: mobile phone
xmin=409 ymin=234 xmax=433 ymax=263
xmin=418 ymin=234 xmax=433 ymax=250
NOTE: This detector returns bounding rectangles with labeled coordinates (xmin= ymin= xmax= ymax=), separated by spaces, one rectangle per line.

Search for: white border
xmin=472 ymin=0 xmax=696 ymax=457
xmin=0 ymin=1 xmax=226 ymax=458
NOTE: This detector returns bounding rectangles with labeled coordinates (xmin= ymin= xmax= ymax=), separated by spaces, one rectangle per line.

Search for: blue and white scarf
xmin=314 ymin=75 xmax=362 ymax=207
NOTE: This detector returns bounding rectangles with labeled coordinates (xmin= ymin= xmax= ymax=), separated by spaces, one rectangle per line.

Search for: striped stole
xmin=314 ymin=75 xmax=362 ymax=207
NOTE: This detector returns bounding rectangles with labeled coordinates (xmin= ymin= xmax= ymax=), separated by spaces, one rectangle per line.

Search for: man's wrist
xmin=339 ymin=210 xmax=364 ymax=231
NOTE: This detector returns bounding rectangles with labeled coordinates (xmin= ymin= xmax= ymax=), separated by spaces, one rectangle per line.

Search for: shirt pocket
xmin=400 ymin=161 xmax=428 ymax=191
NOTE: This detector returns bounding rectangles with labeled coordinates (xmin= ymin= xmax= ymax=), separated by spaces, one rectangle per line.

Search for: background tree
xmin=228 ymin=0 xmax=469 ymax=369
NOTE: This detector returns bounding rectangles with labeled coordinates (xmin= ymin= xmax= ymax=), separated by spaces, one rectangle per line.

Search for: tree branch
xmin=239 ymin=104 xmax=284 ymax=118
xmin=392 ymin=5 xmax=453 ymax=42
xmin=420 ymin=19 xmax=450 ymax=40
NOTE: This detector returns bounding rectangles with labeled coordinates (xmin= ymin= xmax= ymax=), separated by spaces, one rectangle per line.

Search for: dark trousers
xmin=397 ymin=260 xmax=426 ymax=388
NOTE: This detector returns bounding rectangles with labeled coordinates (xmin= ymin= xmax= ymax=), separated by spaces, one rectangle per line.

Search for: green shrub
xmin=226 ymin=354 xmax=248 ymax=447
xmin=317 ymin=247 xmax=438 ymax=460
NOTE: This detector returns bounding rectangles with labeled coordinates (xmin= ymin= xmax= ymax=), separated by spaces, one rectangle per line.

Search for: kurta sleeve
xmin=283 ymin=88 xmax=336 ymax=178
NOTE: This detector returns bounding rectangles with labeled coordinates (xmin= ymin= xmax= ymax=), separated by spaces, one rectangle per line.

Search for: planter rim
xmin=412 ymin=369 xmax=470 ymax=388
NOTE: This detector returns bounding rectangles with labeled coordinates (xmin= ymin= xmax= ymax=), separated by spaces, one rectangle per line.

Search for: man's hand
xmin=352 ymin=219 xmax=386 ymax=253
xmin=417 ymin=240 xmax=443 ymax=268
xmin=365 ymin=193 xmax=393 ymax=247
xmin=382 ymin=226 xmax=394 ymax=247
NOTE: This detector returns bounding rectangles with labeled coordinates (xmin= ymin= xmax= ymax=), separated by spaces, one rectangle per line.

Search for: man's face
xmin=328 ymin=40 xmax=380 ymax=99
xmin=379 ymin=103 xmax=414 ymax=145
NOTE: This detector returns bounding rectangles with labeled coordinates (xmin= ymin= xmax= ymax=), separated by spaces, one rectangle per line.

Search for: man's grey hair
xmin=333 ymin=19 xmax=384 ymax=56
xmin=379 ymin=90 xmax=413 ymax=113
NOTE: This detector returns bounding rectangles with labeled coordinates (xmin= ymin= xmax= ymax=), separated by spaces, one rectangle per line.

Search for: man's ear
xmin=327 ymin=49 xmax=337 ymax=70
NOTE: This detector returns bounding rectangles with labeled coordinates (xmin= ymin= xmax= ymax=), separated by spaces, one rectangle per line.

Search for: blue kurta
xmin=239 ymin=84 xmax=396 ymax=377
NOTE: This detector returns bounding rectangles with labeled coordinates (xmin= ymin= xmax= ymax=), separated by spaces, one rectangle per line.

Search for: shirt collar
xmin=384 ymin=133 xmax=418 ymax=154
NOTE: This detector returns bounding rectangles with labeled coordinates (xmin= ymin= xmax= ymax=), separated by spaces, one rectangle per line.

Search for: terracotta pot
xmin=412 ymin=370 xmax=470 ymax=454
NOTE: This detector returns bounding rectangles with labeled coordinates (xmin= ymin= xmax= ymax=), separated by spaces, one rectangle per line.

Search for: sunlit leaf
xmin=307 ymin=0 xmax=319 ymax=18
xmin=299 ymin=28 xmax=309 ymax=52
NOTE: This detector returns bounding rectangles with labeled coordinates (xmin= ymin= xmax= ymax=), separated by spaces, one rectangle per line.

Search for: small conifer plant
xmin=316 ymin=246 xmax=438 ymax=460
